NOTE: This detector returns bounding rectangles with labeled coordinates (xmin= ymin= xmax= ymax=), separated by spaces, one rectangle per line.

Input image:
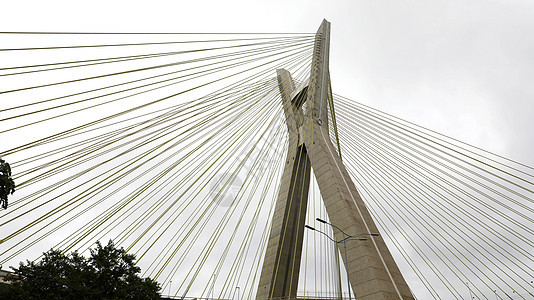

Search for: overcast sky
xmin=2 ymin=0 xmax=533 ymax=166
xmin=2 ymin=0 xmax=533 ymax=298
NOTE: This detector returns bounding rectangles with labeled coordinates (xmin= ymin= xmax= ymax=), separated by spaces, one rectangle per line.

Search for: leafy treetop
xmin=0 ymin=240 xmax=161 ymax=300
xmin=0 ymin=158 xmax=15 ymax=209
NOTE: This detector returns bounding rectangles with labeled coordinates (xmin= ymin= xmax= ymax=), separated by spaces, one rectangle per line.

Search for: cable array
xmin=333 ymin=95 xmax=533 ymax=299
xmin=0 ymin=32 xmax=317 ymax=298
xmin=1 ymin=31 xmax=532 ymax=300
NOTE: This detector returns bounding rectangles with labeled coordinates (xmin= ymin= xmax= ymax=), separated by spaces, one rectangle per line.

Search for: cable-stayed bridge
xmin=0 ymin=21 xmax=532 ymax=299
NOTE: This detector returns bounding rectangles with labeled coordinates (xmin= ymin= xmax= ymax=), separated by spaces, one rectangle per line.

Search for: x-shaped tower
xmin=256 ymin=20 xmax=414 ymax=300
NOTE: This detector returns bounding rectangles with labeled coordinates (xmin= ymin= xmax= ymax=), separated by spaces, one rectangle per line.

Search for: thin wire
xmin=0 ymin=31 xmax=314 ymax=35
xmin=0 ymin=36 xmax=313 ymax=52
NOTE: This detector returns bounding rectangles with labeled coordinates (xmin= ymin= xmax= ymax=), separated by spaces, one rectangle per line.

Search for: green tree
xmin=0 ymin=158 xmax=15 ymax=209
xmin=2 ymin=240 xmax=160 ymax=300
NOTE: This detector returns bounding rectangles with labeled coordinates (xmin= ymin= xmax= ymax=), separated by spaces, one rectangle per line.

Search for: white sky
xmin=2 ymin=0 xmax=532 ymax=166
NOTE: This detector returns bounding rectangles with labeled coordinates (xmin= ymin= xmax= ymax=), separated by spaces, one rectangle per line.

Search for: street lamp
xmin=235 ymin=286 xmax=240 ymax=300
xmin=307 ymin=218 xmax=380 ymax=300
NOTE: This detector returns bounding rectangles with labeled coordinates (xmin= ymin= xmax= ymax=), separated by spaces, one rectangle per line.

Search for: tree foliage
xmin=0 ymin=158 xmax=15 ymax=209
xmin=1 ymin=240 xmax=160 ymax=300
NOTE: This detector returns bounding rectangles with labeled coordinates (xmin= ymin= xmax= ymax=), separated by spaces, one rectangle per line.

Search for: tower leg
xmin=303 ymin=120 xmax=413 ymax=299
xmin=256 ymin=70 xmax=311 ymax=300
xmin=303 ymin=19 xmax=413 ymax=299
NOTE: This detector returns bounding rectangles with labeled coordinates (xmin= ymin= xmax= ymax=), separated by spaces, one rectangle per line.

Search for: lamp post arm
xmin=322 ymin=219 xmax=349 ymax=237
xmin=314 ymin=228 xmax=338 ymax=243
xmin=315 ymin=218 xmax=350 ymax=238
xmin=343 ymin=237 xmax=368 ymax=243
xmin=340 ymin=233 xmax=377 ymax=243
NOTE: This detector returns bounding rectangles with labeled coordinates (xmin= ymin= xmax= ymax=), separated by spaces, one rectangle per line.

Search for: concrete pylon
xmin=257 ymin=20 xmax=414 ymax=299
xmin=255 ymin=69 xmax=312 ymax=299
